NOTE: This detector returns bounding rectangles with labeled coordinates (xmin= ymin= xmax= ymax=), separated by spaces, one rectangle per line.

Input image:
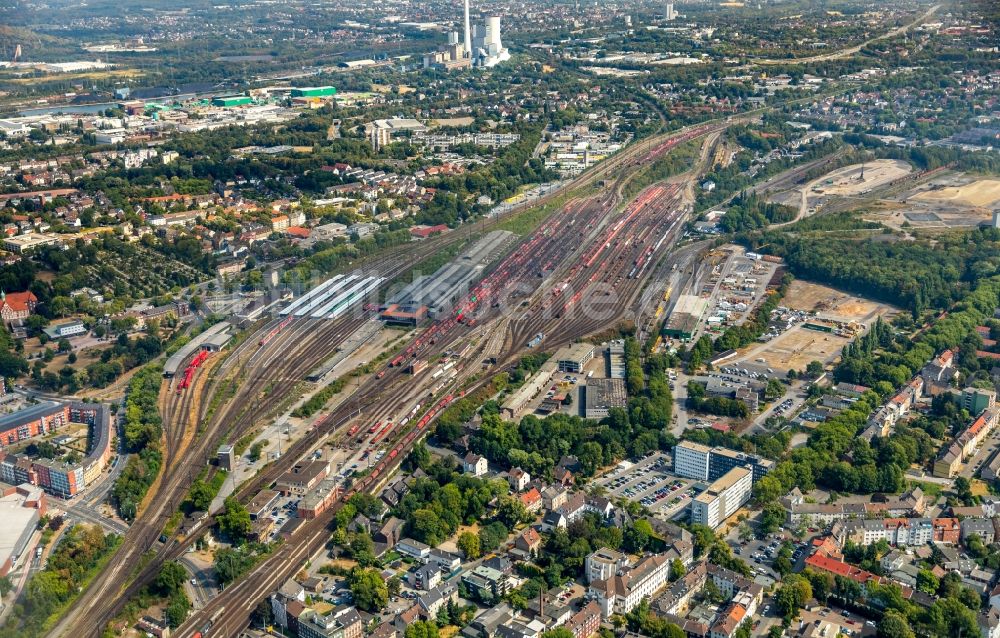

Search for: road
xmin=757 ymin=4 xmax=940 ymax=66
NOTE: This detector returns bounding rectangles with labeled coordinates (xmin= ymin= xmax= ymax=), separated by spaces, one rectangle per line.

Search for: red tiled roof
xmin=805 ymin=554 xmax=878 ymax=585
xmin=2 ymin=291 xmax=37 ymax=313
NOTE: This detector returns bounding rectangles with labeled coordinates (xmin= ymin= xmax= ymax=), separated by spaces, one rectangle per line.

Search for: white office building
xmin=673 ymin=441 xmax=711 ymax=481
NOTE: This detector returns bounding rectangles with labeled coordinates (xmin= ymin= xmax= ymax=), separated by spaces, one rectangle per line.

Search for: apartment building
xmin=588 ymin=553 xmax=672 ymax=617
xmin=690 ymin=467 xmax=753 ymax=530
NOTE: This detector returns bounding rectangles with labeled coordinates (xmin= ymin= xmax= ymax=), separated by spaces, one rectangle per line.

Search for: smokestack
xmin=463 ymin=0 xmax=472 ymax=58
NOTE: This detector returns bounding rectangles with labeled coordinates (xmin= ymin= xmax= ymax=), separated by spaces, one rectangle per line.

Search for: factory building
xmin=211 ymin=95 xmax=253 ymax=108
xmin=470 ymin=16 xmax=511 ymax=68
xmin=662 ymin=295 xmax=708 ymax=341
xmin=690 ymin=467 xmax=753 ymax=529
xmin=290 ymin=86 xmax=337 ymax=98
xmin=584 ymin=378 xmax=628 ymax=419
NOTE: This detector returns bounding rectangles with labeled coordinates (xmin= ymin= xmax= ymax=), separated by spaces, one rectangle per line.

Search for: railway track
xmin=52 ymin=117 xmax=735 ymax=638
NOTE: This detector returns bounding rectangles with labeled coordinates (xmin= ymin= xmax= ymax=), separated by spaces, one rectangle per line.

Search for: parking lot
xmin=595 ymin=453 xmax=700 ymax=520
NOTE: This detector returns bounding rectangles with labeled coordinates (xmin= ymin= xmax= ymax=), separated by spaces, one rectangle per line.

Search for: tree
xmin=541 ymin=629 xmax=575 ymax=638
xmin=775 ymin=574 xmax=812 ymax=620
xmin=916 ymin=569 xmax=939 ymax=595
xmin=759 ymin=501 xmax=786 ymax=537
xmin=405 ymin=621 xmax=440 ymax=638
xmin=154 ymin=561 xmax=188 ymax=596
xmin=0 ymin=575 xmax=12 ymax=596
xmin=165 ymin=592 xmax=191 ymax=628
xmin=624 ymin=519 xmax=654 ymax=553
xmin=214 ymin=547 xmax=255 ymax=584
xmin=765 ymin=378 xmax=785 ymax=401
xmin=350 ymin=567 xmax=389 ymax=612
xmin=806 ymin=361 xmax=824 ymax=378
xmin=458 ymin=531 xmax=481 ymax=559
xmin=803 ymin=569 xmax=833 ymax=603
xmin=188 ymin=479 xmax=215 ymax=512
xmin=876 ymin=611 xmax=913 ymax=638
xmin=248 ymin=441 xmax=265 ymax=463
xmin=217 ymin=497 xmax=252 ymax=543
xmin=669 ymin=558 xmax=686 ymax=582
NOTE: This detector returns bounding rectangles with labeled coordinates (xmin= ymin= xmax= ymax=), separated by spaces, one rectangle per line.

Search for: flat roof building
xmin=0 ymin=483 xmax=45 ymax=577
xmin=673 ymin=441 xmax=712 ymax=481
xmin=585 ymin=378 xmax=628 ymax=419
xmin=556 ymin=343 xmax=596 ymax=373
xmin=690 ymin=467 xmax=752 ymax=530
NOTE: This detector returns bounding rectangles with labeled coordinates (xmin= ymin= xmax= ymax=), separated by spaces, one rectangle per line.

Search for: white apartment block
xmin=588 ymin=554 xmax=671 ymax=617
xmin=690 ymin=467 xmax=753 ymax=530
xmin=585 ymin=548 xmax=629 ymax=584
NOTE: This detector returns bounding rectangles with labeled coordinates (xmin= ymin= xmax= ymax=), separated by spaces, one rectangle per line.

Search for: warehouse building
xmin=0 ymin=483 xmax=46 ymax=577
xmin=290 ymin=86 xmax=337 ymax=98
xmin=584 ymin=378 xmax=628 ymax=419
xmin=662 ymin=295 xmax=708 ymax=341
xmin=556 ymin=343 xmax=596 ymax=373
xmin=212 ymin=95 xmax=253 ymax=107
xmin=163 ymin=322 xmax=231 ymax=377
xmin=607 ymin=340 xmax=626 ymax=379
xmin=501 ymin=358 xmax=559 ymax=419
xmin=690 ymin=467 xmax=753 ymax=529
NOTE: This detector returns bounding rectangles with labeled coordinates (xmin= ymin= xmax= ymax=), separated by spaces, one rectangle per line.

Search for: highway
xmin=756 ymin=4 xmax=940 ymax=66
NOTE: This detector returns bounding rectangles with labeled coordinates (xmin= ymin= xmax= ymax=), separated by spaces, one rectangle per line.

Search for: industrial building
xmin=211 ymin=95 xmax=253 ymax=107
xmin=470 ymin=15 xmax=511 ymax=68
xmin=423 ymin=32 xmax=473 ymax=71
xmin=690 ymin=467 xmax=753 ymax=529
xmin=303 ymin=276 xmax=383 ymax=319
xmin=290 ymin=86 xmax=337 ymax=98
xmin=0 ymin=483 xmax=46 ymax=577
xmin=280 ymin=274 xmax=383 ymax=320
xmin=383 ymin=230 xmax=515 ymax=322
xmin=501 ymin=358 xmax=559 ymax=419
xmin=663 ymin=295 xmax=708 ymax=341
xmin=584 ymin=378 xmax=628 ymax=419
xmin=556 ymin=343 xmax=596 ymax=373
xmin=163 ymin=322 xmax=231 ymax=377
xmin=607 ymin=340 xmax=626 ymax=379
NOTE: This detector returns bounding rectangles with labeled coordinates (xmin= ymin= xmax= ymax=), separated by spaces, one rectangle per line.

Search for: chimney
xmin=463 ymin=0 xmax=472 ymax=58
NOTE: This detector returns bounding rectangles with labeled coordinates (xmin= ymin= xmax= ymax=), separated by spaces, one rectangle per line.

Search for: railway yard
xmin=46 ymin=121 xmax=729 ymax=638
